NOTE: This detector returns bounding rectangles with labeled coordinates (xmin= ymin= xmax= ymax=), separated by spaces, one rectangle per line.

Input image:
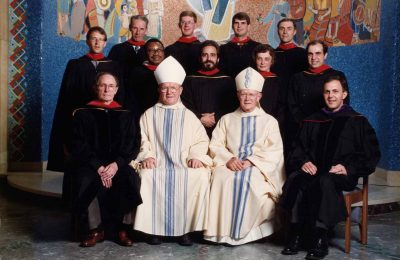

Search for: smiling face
xmin=200 ymin=45 xmax=219 ymax=71
xmin=323 ymin=79 xmax=348 ymax=112
xmin=158 ymin=82 xmax=183 ymax=106
xmin=255 ymin=51 xmax=273 ymax=72
xmin=130 ymin=18 xmax=147 ymax=41
xmin=237 ymin=89 xmax=262 ymax=113
xmin=278 ymin=20 xmax=296 ymax=44
xmin=86 ymin=31 xmax=107 ymax=53
xmin=179 ymin=16 xmax=196 ymax=37
xmin=232 ymin=19 xmax=250 ymax=38
xmin=147 ymin=41 xmax=165 ymax=65
xmin=307 ymin=43 xmax=327 ymax=69
xmin=96 ymin=74 xmax=118 ymax=104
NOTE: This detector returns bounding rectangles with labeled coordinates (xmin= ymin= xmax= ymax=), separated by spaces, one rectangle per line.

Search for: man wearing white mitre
xmin=204 ymin=67 xmax=285 ymax=245
xmin=130 ymin=56 xmax=212 ymax=246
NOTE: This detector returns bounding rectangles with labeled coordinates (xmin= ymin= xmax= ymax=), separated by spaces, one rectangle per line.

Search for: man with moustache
xmin=219 ymin=12 xmax=260 ymax=78
xmin=280 ymin=75 xmax=380 ymax=259
xmin=165 ymin=11 xmax=201 ymax=74
xmin=125 ymin=38 xmax=165 ymax=114
xmin=182 ymin=40 xmax=236 ymax=136
xmin=108 ymin=15 xmax=148 ymax=71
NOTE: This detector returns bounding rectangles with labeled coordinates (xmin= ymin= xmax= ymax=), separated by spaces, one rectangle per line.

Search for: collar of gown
xmin=234 ymin=106 xmax=266 ymax=117
xmin=155 ymin=100 xmax=185 ymax=110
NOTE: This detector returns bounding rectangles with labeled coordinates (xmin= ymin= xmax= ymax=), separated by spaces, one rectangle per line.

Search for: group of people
xmin=47 ymin=10 xmax=381 ymax=260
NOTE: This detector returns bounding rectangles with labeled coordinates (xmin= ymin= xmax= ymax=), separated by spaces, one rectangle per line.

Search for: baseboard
xmin=8 ymin=162 xmax=46 ymax=172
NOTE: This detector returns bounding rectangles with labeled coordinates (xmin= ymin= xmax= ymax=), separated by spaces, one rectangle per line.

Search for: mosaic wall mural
xmin=57 ymin=0 xmax=381 ymax=47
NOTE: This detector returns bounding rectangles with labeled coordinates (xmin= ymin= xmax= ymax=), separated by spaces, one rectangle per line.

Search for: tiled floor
xmin=1 ymin=177 xmax=400 ymax=259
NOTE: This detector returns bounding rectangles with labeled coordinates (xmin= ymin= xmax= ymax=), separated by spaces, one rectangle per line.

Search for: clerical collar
xmin=236 ymin=106 xmax=265 ymax=117
xmin=87 ymin=100 xmax=122 ymax=109
xmin=197 ymin=68 xmax=220 ymax=76
xmin=177 ymin=36 xmax=198 ymax=43
xmin=231 ymin=36 xmax=250 ymax=45
xmin=155 ymin=100 xmax=185 ymax=110
xmin=258 ymin=71 xmax=276 ymax=78
xmin=322 ymin=104 xmax=352 ymax=116
xmin=127 ymin=39 xmax=145 ymax=46
xmin=277 ymin=42 xmax=297 ymax=50
xmin=308 ymin=64 xmax=331 ymax=74
xmin=86 ymin=52 xmax=105 ymax=61
xmin=143 ymin=61 xmax=158 ymax=71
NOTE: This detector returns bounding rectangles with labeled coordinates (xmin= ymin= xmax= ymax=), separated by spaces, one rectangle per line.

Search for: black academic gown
xmin=125 ymin=64 xmax=158 ymax=115
xmin=108 ymin=41 xmax=146 ymax=69
xmin=182 ymin=70 xmax=237 ymax=137
xmin=280 ymin=106 xmax=380 ymax=227
xmin=47 ymin=56 xmax=124 ymax=172
xmin=271 ymin=46 xmax=308 ymax=83
xmin=219 ymin=39 xmax=260 ymax=78
xmin=69 ymin=104 xmax=142 ymax=222
xmin=165 ymin=40 xmax=201 ymax=74
xmin=259 ymin=75 xmax=285 ymax=128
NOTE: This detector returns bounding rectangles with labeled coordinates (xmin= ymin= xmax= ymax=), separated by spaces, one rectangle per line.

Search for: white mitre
xmin=235 ymin=67 xmax=265 ymax=92
xmin=154 ymin=56 xmax=186 ymax=85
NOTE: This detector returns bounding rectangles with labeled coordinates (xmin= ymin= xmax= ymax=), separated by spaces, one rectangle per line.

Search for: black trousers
xmin=279 ymin=170 xmax=358 ymax=228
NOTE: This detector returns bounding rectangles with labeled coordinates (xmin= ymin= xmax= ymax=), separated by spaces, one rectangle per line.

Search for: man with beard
xmin=165 ymin=11 xmax=201 ymax=74
xmin=125 ymin=38 xmax=165 ymax=114
xmin=108 ymin=15 xmax=148 ymax=72
xmin=182 ymin=40 xmax=236 ymax=136
xmin=48 ymin=26 xmax=124 ymax=179
xmin=219 ymin=12 xmax=260 ymax=78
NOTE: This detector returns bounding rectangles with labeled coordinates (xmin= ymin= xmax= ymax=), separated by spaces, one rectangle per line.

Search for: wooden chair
xmin=343 ymin=176 xmax=369 ymax=253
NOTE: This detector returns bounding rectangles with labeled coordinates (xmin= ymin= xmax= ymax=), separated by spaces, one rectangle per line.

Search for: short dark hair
xmin=144 ymin=38 xmax=165 ymax=59
xmin=93 ymin=72 xmax=119 ymax=93
xmin=232 ymin=12 xmax=250 ymax=25
xmin=307 ymin=40 xmax=328 ymax=54
xmin=179 ymin=11 xmax=197 ymax=23
xmin=200 ymin=40 xmax=220 ymax=57
xmin=129 ymin=15 xmax=149 ymax=29
xmin=86 ymin=26 xmax=107 ymax=41
xmin=277 ymin=18 xmax=296 ymax=29
xmin=252 ymin=44 xmax=275 ymax=65
xmin=323 ymin=75 xmax=349 ymax=93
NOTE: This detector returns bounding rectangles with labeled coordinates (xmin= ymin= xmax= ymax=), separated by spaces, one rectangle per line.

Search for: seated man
xmin=131 ymin=56 xmax=212 ymax=246
xmin=280 ymin=75 xmax=381 ymax=259
xmin=204 ymin=67 xmax=285 ymax=245
xmin=70 ymin=72 xmax=142 ymax=247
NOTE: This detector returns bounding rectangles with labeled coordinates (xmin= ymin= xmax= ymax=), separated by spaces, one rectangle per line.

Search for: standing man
xmin=205 ymin=67 xmax=285 ymax=245
xmin=125 ymin=38 xmax=165 ymax=114
xmin=108 ymin=15 xmax=148 ymax=70
xmin=71 ymin=72 xmax=142 ymax=247
xmin=286 ymin=40 xmax=347 ymax=159
xmin=165 ymin=11 xmax=201 ymax=74
xmin=182 ymin=40 xmax=237 ymax=137
xmin=272 ymin=18 xmax=308 ymax=83
xmin=48 ymin=26 xmax=124 ymax=175
xmin=131 ymin=57 xmax=211 ymax=246
xmin=280 ymin=75 xmax=380 ymax=259
xmin=219 ymin=12 xmax=260 ymax=78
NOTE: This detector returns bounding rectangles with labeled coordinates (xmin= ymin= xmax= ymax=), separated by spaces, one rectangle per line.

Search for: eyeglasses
xmin=147 ymin=48 xmax=164 ymax=54
xmin=98 ymin=84 xmax=117 ymax=89
xmin=159 ymin=86 xmax=180 ymax=93
xmin=239 ymin=93 xmax=258 ymax=99
xmin=89 ymin=37 xmax=106 ymax=42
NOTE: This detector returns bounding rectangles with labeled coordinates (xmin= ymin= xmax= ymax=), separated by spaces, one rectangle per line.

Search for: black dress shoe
xmin=281 ymin=235 xmax=301 ymax=255
xmin=179 ymin=234 xmax=193 ymax=246
xmin=148 ymin=235 xmax=162 ymax=245
xmin=305 ymin=232 xmax=329 ymax=259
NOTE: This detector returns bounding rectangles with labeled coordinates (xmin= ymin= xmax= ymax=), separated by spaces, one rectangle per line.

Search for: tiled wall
xmin=5 ymin=0 xmax=400 ymax=172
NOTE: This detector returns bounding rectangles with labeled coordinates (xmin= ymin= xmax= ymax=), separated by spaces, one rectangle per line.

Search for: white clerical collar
xmin=235 ymin=106 xmax=266 ymax=117
xmin=155 ymin=100 xmax=185 ymax=110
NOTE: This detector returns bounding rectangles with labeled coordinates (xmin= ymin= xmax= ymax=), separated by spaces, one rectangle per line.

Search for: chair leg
xmin=344 ymin=198 xmax=352 ymax=253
